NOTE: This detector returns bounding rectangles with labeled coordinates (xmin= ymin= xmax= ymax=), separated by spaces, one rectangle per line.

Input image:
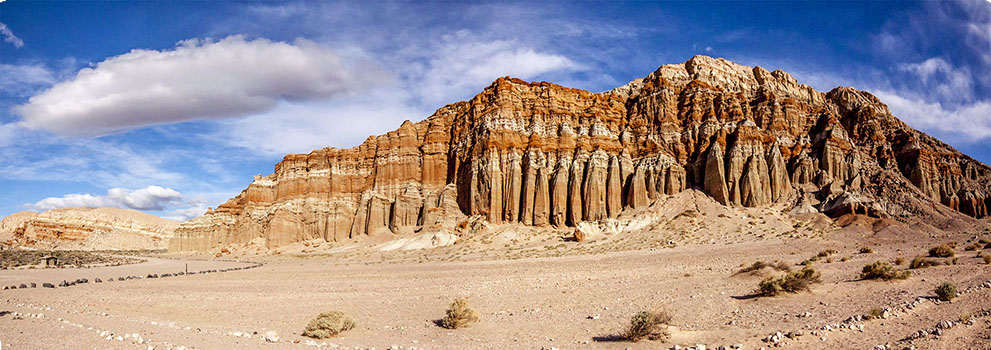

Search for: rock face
xmin=169 ymin=55 xmax=991 ymax=251
xmin=0 ymin=208 xmax=177 ymax=250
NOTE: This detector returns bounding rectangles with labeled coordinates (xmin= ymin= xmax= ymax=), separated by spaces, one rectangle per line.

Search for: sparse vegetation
xmin=860 ymin=261 xmax=911 ymax=280
xmin=441 ymin=298 xmax=480 ymax=329
xmin=866 ymin=307 xmax=884 ymax=320
xmin=758 ymin=266 xmax=821 ymax=296
xmin=983 ymin=255 xmax=991 ymax=264
xmin=910 ymin=255 xmax=942 ymax=269
xmin=302 ymin=311 xmax=356 ymax=339
xmin=840 ymin=256 xmax=850 ymax=262
xmin=934 ymin=282 xmax=957 ymax=302
xmin=965 ymin=243 xmax=980 ymax=251
xmin=859 ymin=246 xmax=873 ymax=254
xmin=622 ymin=308 xmax=672 ymax=342
xmin=735 ymin=260 xmax=791 ymax=275
xmin=929 ymin=244 xmax=955 ymax=258
xmin=894 ymin=257 xmax=905 ymax=265
xmin=817 ymin=249 xmax=837 ymax=257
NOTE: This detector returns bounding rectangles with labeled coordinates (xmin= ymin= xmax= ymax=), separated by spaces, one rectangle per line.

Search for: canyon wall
xmin=169 ymin=55 xmax=991 ymax=251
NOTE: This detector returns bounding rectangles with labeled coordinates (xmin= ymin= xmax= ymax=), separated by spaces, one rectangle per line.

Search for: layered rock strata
xmin=1 ymin=208 xmax=177 ymax=250
xmin=169 ymin=55 xmax=991 ymax=251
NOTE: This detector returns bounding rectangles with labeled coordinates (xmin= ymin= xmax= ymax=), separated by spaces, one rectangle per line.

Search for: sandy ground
xmin=2 ymin=225 xmax=991 ymax=350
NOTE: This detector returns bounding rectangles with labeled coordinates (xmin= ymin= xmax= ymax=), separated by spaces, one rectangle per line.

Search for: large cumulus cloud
xmin=14 ymin=35 xmax=388 ymax=137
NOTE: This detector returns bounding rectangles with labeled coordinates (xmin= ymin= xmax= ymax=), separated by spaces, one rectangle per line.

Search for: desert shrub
xmin=840 ymin=256 xmax=850 ymax=262
xmin=859 ymin=246 xmax=873 ymax=254
xmin=735 ymin=261 xmax=790 ymax=275
xmin=302 ymin=311 xmax=356 ymax=339
xmin=894 ymin=257 xmax=905 ymax=265
xmin=623 ymin=308 xmax=672 ymax=342
xmin=910 ymin=255 xmax=942 ymax=269
xmin=934 ymin=282 xmax=957 ymax=302
xmin=441 ymin=298 xmax=480 ymax=329
xmin=965 ymin=243 xmax=980 ymax=251
xmin=860 ymin=261 xmax=911 ymax=280
xmin=983 ymin=255 xmax=991 ymax=264
xmin=818 ymin=249 xmax=837 ymax=257
xmin=758 ymin=267 xmax=821 ymax=296
xmin=929 ymin=244 xmax=955 ymax=258
xmin=866 ymin=307 xmax=884 ymax=320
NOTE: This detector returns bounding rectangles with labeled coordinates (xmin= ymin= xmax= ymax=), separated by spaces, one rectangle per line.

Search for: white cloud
xmin=898 ymin=57 xmax=974 ymax=103
xmin=0 ymin=22 xmax=24 ymax=48
xmin=412 ymin=32 xmax=581 ymax=106
xmin=14 ymin=35 xmax=389 ymax=137
xmin=874 ymin=90 xmax=991 ymax=142
xmin=162 ymin=206 xmax=209 ymax=221
xmin=28 ymin=185 xmax=184 ymax=211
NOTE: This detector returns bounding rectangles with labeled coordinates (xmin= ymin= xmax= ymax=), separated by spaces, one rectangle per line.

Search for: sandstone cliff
xmin=1 ymin=207 xmax=177 ymax=250
xmin=169 ymin=55 xmax=991 ymax=252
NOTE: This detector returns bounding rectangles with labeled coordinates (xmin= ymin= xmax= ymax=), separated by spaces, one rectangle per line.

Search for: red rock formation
xmin=168 ymin=56 xmax=991 ymax=251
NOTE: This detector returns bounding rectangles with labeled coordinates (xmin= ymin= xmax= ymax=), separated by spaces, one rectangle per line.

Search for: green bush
xmin=758 ymin=267 xmax=821 ymax=296
xmin=929 ymin=244 xmax=954 ymax=258
xmin=866 ymin=307 xmax=884 ymax=320
xmin=302 ymin=311 xmax=356 ymax=339
xmin=934 ymin=283 xmax=957 ymax=302
xmin=623 ymin=308 xmax=672 ymax=342
xmin=860 ymin=261 xmax=911 ymax=280
xmin=441 ymin=298 xmax=480 ymax=329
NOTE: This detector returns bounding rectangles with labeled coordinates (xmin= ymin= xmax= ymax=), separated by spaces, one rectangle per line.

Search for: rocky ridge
xmin=1 ymin=207 xmax=177 ymax=250
xmin=169 ymin=55 xmax=991 ymax=252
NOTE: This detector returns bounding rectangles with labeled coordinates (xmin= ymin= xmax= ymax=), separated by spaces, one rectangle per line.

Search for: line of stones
xmin=2 ymin=260 xmax=263 ymax=290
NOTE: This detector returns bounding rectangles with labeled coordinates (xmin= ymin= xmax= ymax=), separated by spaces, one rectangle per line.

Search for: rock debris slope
xmin=169 ymin=55 xmax=991 ymax=251
xmin=1 ymin=208 xmax=177 ymax=250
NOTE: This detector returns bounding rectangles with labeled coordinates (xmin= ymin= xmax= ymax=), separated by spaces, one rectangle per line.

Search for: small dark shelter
xmin=41 ymin=255 xmax=58 ymax=267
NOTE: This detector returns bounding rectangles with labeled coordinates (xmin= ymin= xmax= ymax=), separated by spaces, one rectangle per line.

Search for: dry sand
xmin=2 ymin=225 xmax=990 ymax=349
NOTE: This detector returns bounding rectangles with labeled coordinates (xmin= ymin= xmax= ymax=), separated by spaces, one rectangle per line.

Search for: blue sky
xmin=0 ymin=1 xmax=988 ymax=220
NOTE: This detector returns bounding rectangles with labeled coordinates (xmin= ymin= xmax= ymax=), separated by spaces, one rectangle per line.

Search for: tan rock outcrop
xmin=2 ymin=208 xmax=176 ymax=250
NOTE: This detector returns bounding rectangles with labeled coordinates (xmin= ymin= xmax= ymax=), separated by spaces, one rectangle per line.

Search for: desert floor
xmin=2 ymin=221 xmax=991 ymax=350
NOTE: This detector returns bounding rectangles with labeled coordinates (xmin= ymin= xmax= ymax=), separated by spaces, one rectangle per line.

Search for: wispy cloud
xmin=0 ymin=22 xmax=24 ymax=48
xmin=875 ymin=90 xmax=991 ymax=143
xmin=898 ymin=57 xmax=975 ymax=103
